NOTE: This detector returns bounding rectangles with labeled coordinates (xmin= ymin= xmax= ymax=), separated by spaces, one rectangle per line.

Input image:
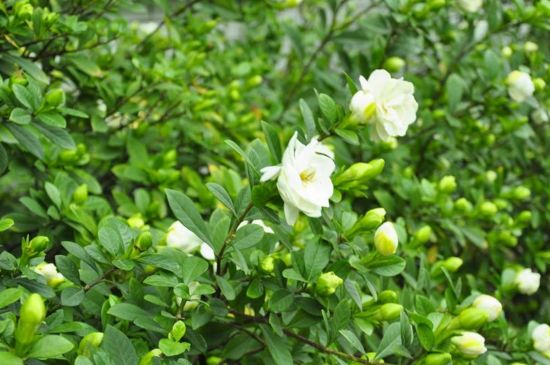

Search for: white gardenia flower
xmin=260 ymin=133 xmax=335 ymax=225
xmin=452 ymin=331 xmax=487 ymax=358
xmin=472 ymin=294 xmax=503 ymax=321
xmin=350 ymin=70 xmax=418 ymax=142
xmin=457 ymin=0 xmax=483 ymax=12
xmin=166 ymin=221 xmax=203 ymax=253
xmin=199 ymin=243 xmax=215 ymax=261
xmin=34 ymin=263 xmax=64 ymax=286
xmin=506 ymin=71 xmax=535 ymax=102
xmin=532 ymin=324 xmax=550 ymax=357
xmin=515 ymin=268 xmax=541 ymax=295
xmin=374 ymin=222 xmax=399 ymax=256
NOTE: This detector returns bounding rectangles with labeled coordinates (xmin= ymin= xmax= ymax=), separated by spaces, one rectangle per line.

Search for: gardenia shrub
xmin=0 ymin=0 xmax=549 ymax=364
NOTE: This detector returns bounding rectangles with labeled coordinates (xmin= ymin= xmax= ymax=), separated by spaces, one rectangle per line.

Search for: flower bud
xmin=506 ymin=70 xmax=535 ymax=102
xmin=45 ymin=89 xmax=65 ymax=107
xmin=374 ymin=222 xmax=398 ymax=256
xmin=512 ymin=186 xmax=531 ymax=201
xmin=451 ymin=332 xmax=487 ymax=358
xmin=29 ymin=236 xmax=49 ymax=254
xmin=472 ymin=294 xmax=502 ymax=321
xmin=454 ymin=198 xmax=473 ymax=213
xmin=73 ymin=184 xmax=88 ymax=204
xmin=128 ymin=215 xmax=145 ymax=229
xmin=34 ymin=262 xmax=65 ymax=287
xmin=207 ymin=357 xmax=223 ymax=365
xmin=15 ymin=2 xmax=34 ymax=18
xmin=335 ymin=160 xmax=385 ymax=188
xmin=479 ymin=201 xmax=498 ymax=217
xmin=532 ymin=324 xmax=550 ymax=357
xmin=135 ymin=231 xmax=153 ymax=251
xmin=281 ymin=252 xmax=292 ymax=267
xmin=383 ymin=57 xmax=406 ymax=73
xmin=501 ymin=46 xmax=512 ymax=58
xmin=457 ymin=307 xmax=488 ymax=330
xmin=349 ymin=208 xmax=386 ymax=235
xmin=414 ymin=225 xmax=432 ymax=244
xmin=246 ymin=75 xmax=263 ymax=88
xmin=139 ymin=349 xmax=162 ymax=365
xmin=260 ymin=256 xmax=275 ymax=273
xmin=378 ymin=290 xmax=398 ymax=304
xmin=438 ymin=176 xmax=456 ymax=194
xmin=524 ymin=41 xmax=538 ymax=53
xmin=515 ymin=268 xmax=540 ymax=295
xmin=316 ymin=272 xmax=343 ymax=296
xmin=494 ymin=231 xmax=517 ymax=247
xmin=375 ymin=303 xmax=403 ymax=321
xmin=15 ymin=294 xmax=46 ymax=346
xmin=517 ymin=210 xmax=532 ymax=224
xmin=442 ymin=257 xmax=463 ymax=272
xmin=423 ymin=353 xmax=452 ymax=365
xmin=78 ymin=332 xmax=104 ymax=356
xmin=534 ymin=78 xmax=546 ymax=91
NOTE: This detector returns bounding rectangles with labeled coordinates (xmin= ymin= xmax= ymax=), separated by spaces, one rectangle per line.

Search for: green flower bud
xmin=128 ymin=215 xmax=145 ymax=229
xmin=139 ymin=349 xmax=162 ymax=365
xmin=73 ymin=184 xmax=88 ymax=204
xmin=501 ymin=46 xmax=513 ymax=58
xmin=524 ymin=41 xmax=538 ymax=53
xmin=414 ymin=225 xmax=433 ymax=244
xmin=78 ymin=332 xmax=104 ymax=356
xmin=15 ymin=294 xmax=46 ymax=346
xmin=15 ymin=2 xmax=34 ymax=18
xmin=45 ymin=89 xmax=65 ymax=107
xmin=512 ymin=186 xmax=531 ymax=201
xmin=378 ymin=290 xmax=398 ymax=304
xmin=246 ymin=75 xmax=263 ymax=87
xmin=375 ymin=303 xmax=403 ymax=322
xmin=438 ymin=176 xmax=456 ymax=194
xmin=479 ymin=201 xmax=498 ymax=217
xmin=163 ymin=149 xmax=177 ymax=165
xmin=281 ymin=252 xmax=292 ymax=267
xmin=451 ymin=331 xmax=487 ymax=358
xmin=383 ymin=57 xmax=406 ymax=73
xmin=441 ymin=257 xmax=463 ymax=273
xmin=457 ymin=307 xmax=488 ymax=330
xmin=484 ymin=170 xmax=497 ymax=183
xmin=374 ymin=222 xmax=398 ymax=256
xmin=207 ymin=356 xmax=223 ymax=365
xmin=534 ymin=78 xmax=546 ymax=91
xmin=454 ymin=198 xmax=473 ymax=213
xmin=335 ymin=159 xmax=385 ymax=188
xmin=316 ymin=272 xmax=343 ymax=296
xmin=260 ymin=256 xmax=275 ymax=273
xmin=496 ymin=231 xmax=517 ymax=247
xmin=349 ymin=208 xmax=386 ymax=235
xmin=136 ymin=231 xmax=153 ymax=251
xmin=517 ymin=210 xmax=532 ymax=224
xmin=423 ymin=353 xmax=452 ymax=365
xmin=29 ymin=236 xmax=49 ymax=254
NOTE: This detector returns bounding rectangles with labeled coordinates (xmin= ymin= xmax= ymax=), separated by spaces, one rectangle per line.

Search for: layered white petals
xmin=533 ymin=324 xmax=550 ymax=356
xmin=472 ymin=294 xmax=503 ymax=321
xmin=350 ymin=70 xmax=418 ymax=142
xmin=262 ymin=133 xmax=335 ymax=225
xmin=515 ymin=268 xmax=541 ymax=295
xmin=506 ymin=70 xmax=534 ymax=102
xmin=452 ymin=332 xmax=487 ymax=357
xmin=166 ymin=221 xmax=203 ymax=253
xmin=34 ymin=263 xmax=64 ymax=283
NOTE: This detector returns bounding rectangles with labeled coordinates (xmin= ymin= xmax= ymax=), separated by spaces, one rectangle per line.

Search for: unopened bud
xmin=383 ymin=57 xmax=406 ymax=73
xmin=454 ymin=198 xmax=473 ymax=213
xmin=423 ymin=352 xmax=452 ymax=365
xmin=524 ymin=41 xmax=538 ymax=53
xmin=375 ymin=303 xmax=403 ymax=322
xmin=316 ymin=272 xmax=343 ymax=296
xmin=534 ymin=78 xmax=546 ymax=91
xmin=73 ymin=184 xmax=88 ymax=204
xmin=374 ymin=222 xmax=398 ymax=256
xmin=128 ymin=215 xmax=145 ymax=229
xmin=378 ymin=290 xmax=398 ymax=304
xmin=246 ymin=75 xmax=263 ymax=87
xmin=207 ymin=357 xmax=223 ymax=365
xmin=517 ymin=210 xmax=532 ymax=224
xmin=136 ymin=231 xmax=153 ymax=251
xmin=335 ymin=160 xmax=385 ymax=188
xmin=451 ymin=332 xmax=487 ymax=358
xmin=442 ymin=257 xmax=463 ymax=272
xmin=15 ymin=294 xmax=46 ymax=345
xmin=29 ymin=236 xmax=49 ymax=253
xmin=78 ymin=332 xmax=104 ymax=356
xmin=260 ymin=256 xmax=275 ymax=273
xmin=501 ymin=46 xmax=512 ymax=58
xmin=438 ymin=176 xmax=456 ymax=194
xmin=349 ymin=208 xmax=386 ymax=235
xmin=414 ymin=225 xmax=432 ymax=244
xmin=512 ymin=186 xmax=531 ymax=201
xmin=479 ymin=201 xmax=498 ymax=217
xmin=457 ymin=307 xmax=488 ymax=330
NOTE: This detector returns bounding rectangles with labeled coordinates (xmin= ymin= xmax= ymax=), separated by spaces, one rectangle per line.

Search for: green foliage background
xmin=0 ymin=0 xmax=549 ymax=364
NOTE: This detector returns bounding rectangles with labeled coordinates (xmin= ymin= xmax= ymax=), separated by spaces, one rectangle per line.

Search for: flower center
xmin=299 ymin=168 xmax=316 ymax=184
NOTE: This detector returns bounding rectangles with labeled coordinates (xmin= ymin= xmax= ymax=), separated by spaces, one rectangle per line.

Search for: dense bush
xmin=0 ymin=0 xmax=549 ymax=364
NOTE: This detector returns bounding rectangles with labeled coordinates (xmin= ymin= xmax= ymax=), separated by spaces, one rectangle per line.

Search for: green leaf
xmin=5 ymin=123 xmax=44 ymax=159
xmin=37 ymin=111 xmax=67 ymax=128
xmin=9 ymin=108 xmax=31 ymax=125
xmin=304 ymin=239 xmax=330 ymax=280
xmin=2 ymin=53 xmax=49 ymax=84
xmin=368 ymin=256 xmax=406 ymax=277
xmin=270 ymin=289 xmax=294 ymax=312
xmin=0 ymin=287 xmax=22 ymax=308
xmin=0 ymin=352 xmax=23 ymax=365
xmin=206 ymin=183 xmax=236 ymax=216
xmin=45 ymin=182 xmax=62 ymax=208
xmin=180 ymin=256 xmax=209 ymax=284
xmin=318 ymin=93 xmax=338 ymax=124
xmin=33 ymin=121 xmax=75 ymax=149
xmin=55 ymin=255 xmax=80 ymax=285
xmin=261 ymin=120 xmax=282 ymax=162
xmin=0 ymin=143 xmax=7 ymax=174
xmin=60 ymin=287 xmax=85 ymax=306
xmin=108 ymin=303 xmax=150 ymax=321
xmin=446 ymin=74 xmax=464 ymax=113
xmin=260 ymin=324 xmax=294 ymax=365
xmin=339 ymin=329 xmax=365 ymax=353
xmin=299 ymin=99 xmax=317 ymax=139
xmin=27 ymin=335 xmax=74 ymax=359
xmin=100 ymin=325 xmax=138 ymax=365
xmin=165 ymin=189 xmax=212 ymax=245
xmin=0 ymin=218 xmax=14 ymax=232
xmin=232 ymin=224 xmax=264 ymax=251
xmin=376 ymin=322 xmax=401 ymax=359
xmin=159 ymin=339 xmax=190 ymax=357
xmin=216 ymin=276 xmax=236 ymax=300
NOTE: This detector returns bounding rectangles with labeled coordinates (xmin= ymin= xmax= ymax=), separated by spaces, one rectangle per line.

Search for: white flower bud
xmin=350 ymin=70 xmax=418 ymax=142
xmin=457 ymin=0 xmax=483 ymax=12
xmin=472 ymin=294 xmax=503 ymax=321
xmin=374 ymin=222 xmax=399 ymax=256
xmin=532 ymin=324 xmax=550 ymax=357
xmin=451 ymin=331 xmax=487 ymax=358
xmin=515 ymin=268 xmax=541 ymax=295
xmin=166 ymin=221 xmax=203 ymax=253
xmin=34 ymin=263 xmax=65 ymax=287
xmin=506 ymin=71 xmax=535 ymax=102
